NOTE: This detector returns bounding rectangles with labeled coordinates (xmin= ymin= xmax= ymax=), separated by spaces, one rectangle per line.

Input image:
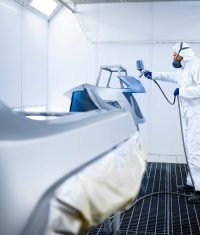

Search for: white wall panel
xmin=0 ymin=0 xmax=48 ymax=108
xmin=153 ymin=2 xmax=200 ymax=41
xmin=76 ymin=4 xmax=99 ymax=42
xmin=151 ymin=43 xmax=183 ymax=155
xmin=22 ymin=8 xmax=48 ymax=106
xmin=98 ymin=3 xmax=152 ymax=42
xmin=48 ymin=8 xmax=97 ymax=111
xmin=0 ymin=0 xmax=21 ymax=106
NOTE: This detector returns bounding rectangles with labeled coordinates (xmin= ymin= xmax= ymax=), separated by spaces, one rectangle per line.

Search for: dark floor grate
xmin=85 ymin=163 xmax=200 ymax=235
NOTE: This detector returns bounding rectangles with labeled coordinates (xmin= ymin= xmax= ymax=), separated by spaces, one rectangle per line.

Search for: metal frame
xmin=57 ymin=0 xmax=76 ymax=13
xmin=96 ymin=65 xmax=128 ymax=88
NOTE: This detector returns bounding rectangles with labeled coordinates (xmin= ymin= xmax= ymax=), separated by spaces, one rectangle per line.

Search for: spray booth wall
xmin=48 ymin=1 xmax=200 ymax=156
xmin=0 ymin=0 xmax=48 ymax=108
xmin=1 ymin=0 xmax=200 ymax=156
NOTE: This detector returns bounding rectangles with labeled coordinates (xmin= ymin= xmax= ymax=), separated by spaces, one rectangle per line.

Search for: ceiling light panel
xmin=30 ymin=0 xmax=58 ymax=17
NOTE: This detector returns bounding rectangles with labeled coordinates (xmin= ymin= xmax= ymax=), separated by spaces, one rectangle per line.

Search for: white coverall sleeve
xmin=179 ymin=66 xmax=200 ymax=99
xmin=152 ymin=72 xmax=177 ymax=83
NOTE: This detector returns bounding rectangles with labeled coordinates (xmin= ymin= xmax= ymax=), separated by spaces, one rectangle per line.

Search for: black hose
xmin=127 ymin=191 xmax=190 ymax=212
xmin=153 ymin=80 xmax=176 ymax=105
xmin=109 ymin=191 xmax=190 ymax=219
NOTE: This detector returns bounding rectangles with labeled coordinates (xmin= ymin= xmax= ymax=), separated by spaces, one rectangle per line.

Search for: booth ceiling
xmin=72 ymin=0 xmax=200 ymax=2
xmin=73 ymin=0 xmax=199 ymax=4
xmin=14 ymin=0 xmax=200 ymax=20
xmin=14 ymin=0 xmax=200 ymax=6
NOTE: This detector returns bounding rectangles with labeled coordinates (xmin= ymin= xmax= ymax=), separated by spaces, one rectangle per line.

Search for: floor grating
xmin=85 ymin=163 xmax=200 ymax=235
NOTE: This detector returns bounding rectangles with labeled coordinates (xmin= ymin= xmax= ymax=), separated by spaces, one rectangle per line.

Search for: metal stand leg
xmin=104 ymin=212 xmax=120 ymax=235
xmin=104 ymin=218 xmax=112 ymax=235
xmin=112 ymin=212 xmax=120 ymax=235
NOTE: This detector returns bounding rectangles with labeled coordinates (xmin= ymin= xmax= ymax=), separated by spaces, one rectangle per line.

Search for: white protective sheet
xmin=46 ymin=131 xmax=147 ymax=235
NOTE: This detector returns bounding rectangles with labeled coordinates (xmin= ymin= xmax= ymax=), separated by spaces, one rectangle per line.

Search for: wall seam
xmin=96 ymin=4 xmax=100 ymax=74
xmin=47 ymin=20 xmax=49 ymax=112
xmin=20 ymin=5 xmax=23 ymax=110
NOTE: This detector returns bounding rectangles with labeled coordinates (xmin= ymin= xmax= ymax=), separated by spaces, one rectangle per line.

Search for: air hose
xmin=153 ymin=80 xmax=176 ymax=105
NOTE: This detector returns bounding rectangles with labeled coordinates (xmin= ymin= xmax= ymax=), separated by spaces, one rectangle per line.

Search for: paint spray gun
xmin=136 ymin=60 xmax=146 ymax=78
xmin=136 ymin=59 xmax=176 ymax=105
xmin=136 ymin=60 xmax=154 ymax=80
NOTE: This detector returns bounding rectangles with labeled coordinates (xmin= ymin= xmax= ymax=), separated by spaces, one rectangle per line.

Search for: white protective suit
xmin=152 ymin=42 xmax=200 ymax=191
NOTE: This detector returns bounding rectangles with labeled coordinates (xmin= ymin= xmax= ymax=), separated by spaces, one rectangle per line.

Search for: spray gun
xmin=136 ymin=60 xmax=176 ymax=105
xmin=136 ymin=60 xmax=146 ymax=78
xmin=136 ymin=59 xmax=195 ymax=189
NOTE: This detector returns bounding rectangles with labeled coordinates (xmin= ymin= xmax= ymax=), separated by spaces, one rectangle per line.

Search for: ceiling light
xmin=30 ymin=0 xmax=58 ymax=17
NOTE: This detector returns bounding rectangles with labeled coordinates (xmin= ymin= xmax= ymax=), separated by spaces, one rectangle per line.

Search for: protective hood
xmin=173 ymin=42 xmax=195 ymax=67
